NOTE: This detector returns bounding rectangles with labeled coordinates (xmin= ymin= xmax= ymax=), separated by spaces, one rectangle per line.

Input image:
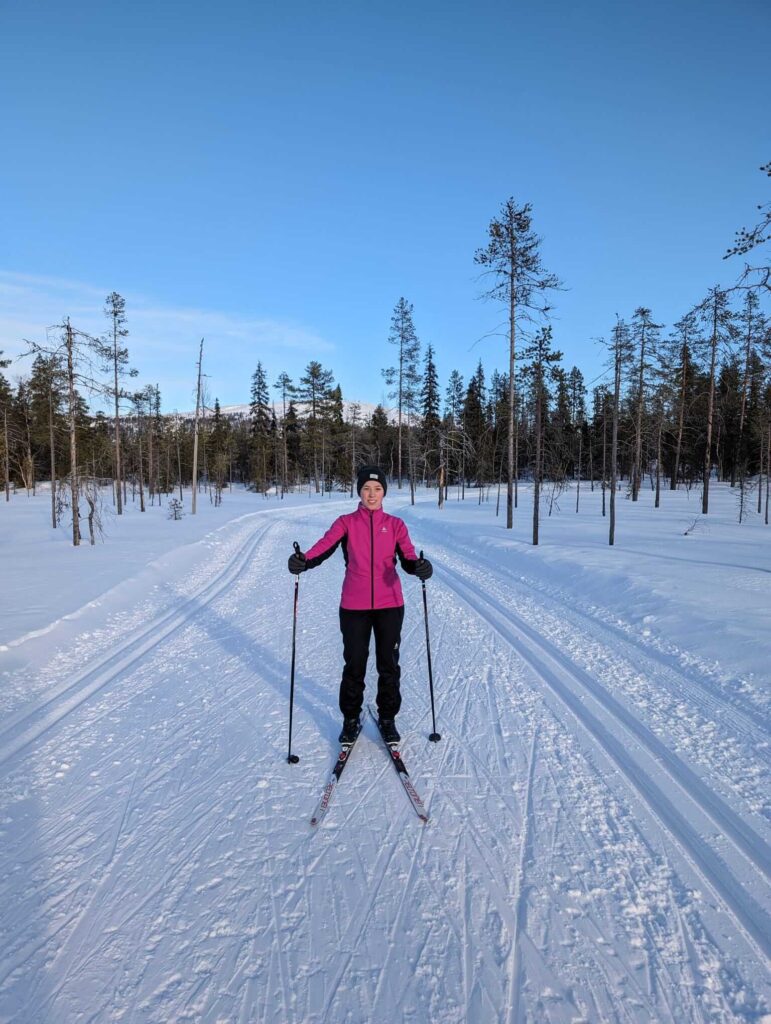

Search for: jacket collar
xmin=357 ymin=501 xmax=386 ymax=522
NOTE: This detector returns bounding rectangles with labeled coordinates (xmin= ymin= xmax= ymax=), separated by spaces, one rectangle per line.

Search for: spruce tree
xmin=250 ymin=361 xmax=271 ymax=492
xmin=520 ymin=327 xmax=562 ymax=544
xmin=297 ymin=361 xmax=335 ymax=492
xmin=420 ymin=343 xmax=441 ymax=487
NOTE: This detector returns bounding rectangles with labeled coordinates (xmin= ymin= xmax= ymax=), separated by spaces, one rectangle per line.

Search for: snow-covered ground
xmin=1 ymin=481 xmax=769 ymax=1023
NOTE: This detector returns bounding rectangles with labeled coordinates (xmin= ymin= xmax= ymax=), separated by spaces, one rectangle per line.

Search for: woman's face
xmin=360 ymin=481 xmax=385 ymax=510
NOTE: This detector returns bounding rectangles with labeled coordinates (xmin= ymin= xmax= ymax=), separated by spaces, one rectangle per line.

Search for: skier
xmin=287 ymin=465 xmax=433 ymax=746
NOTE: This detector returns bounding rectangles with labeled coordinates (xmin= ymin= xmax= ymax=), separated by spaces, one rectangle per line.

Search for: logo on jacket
xmin=381 ymin=526 xmax=388 ymax=533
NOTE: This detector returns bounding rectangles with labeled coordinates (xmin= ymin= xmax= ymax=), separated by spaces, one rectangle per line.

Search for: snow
xmin=0 ymin=480 xmax=769 ymax=1022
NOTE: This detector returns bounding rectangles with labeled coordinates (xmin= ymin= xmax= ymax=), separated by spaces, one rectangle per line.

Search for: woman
xmin=287 ymin=465 xmax=432 ymax=745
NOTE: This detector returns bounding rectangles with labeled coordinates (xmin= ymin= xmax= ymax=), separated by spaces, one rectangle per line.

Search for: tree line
xmin=1 ymin=164 xmax=769 ymax=545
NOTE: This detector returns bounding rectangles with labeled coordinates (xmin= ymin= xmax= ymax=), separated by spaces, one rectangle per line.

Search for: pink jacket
xmin=304 ymin=503 xmax=419 ymax=610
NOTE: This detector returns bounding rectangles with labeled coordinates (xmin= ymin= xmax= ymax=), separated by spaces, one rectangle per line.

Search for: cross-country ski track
xmin=1 ymin=494 xmax=768 ymax=1023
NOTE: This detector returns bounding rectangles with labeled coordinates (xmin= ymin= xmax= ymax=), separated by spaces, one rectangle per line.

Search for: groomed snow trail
xmin=1 ymin=495 xmax=768 ymax=1023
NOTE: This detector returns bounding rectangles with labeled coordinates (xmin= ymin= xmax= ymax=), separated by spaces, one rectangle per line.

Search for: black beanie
xmin=356 ymin=465 xmax=388 ymax=496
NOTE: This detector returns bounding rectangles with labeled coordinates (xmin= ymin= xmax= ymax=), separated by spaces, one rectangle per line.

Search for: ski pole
xmin=287 ymin=541 xmax=301 ymax=764
xmin=420 ymin=549 xmax=441 ymax=743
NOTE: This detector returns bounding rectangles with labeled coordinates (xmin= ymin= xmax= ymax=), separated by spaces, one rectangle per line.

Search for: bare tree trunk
xmin=176 ymin=422 xmax=183 ymax=502
xmin=514 ymin=413 xmax=519 ymax=510
xmin=575 ymin=427 xmax=582 ymax=513
xmin=282 ymin=401 xmax=288 ymax=499
xmin=3 ymin=408 xmax=9 ymax=502
xmin=49 ymin=387 xmax=57 ymax=528
xmin=397 ymin=404 xmax=403 ymax=490
xmin=734 ymin=315 xmax=754 ymax=489
xmin=632 ymin=332 xmax=646 ymax=501
xmin=672 ymin=342 xmax=687 ymax=490
xmin=533 ymin=380 xmax=541 ymax=545
xmin=65 ymin=320 xmax=80 ymax=546
xmin=507 ymin=287 xmax=516 ymax=528
xmin=148 ymin=416 xmax=154 ymax=506
xmin=85 ymin=489 xmax=96 ymax=545
xmin=438 ymin=444 xmax=445 ymax=510
xmin=655 ymin=417 xmax=662 ymax=509
xmin=759 ymin=427 xmax=764 ymax=516
xmin=192 ymin=338 xmax=203 ymax=515
xmin=610 ymin=341 xmax=621 ymax=546
xmin=702 ymin=306 xmax=718 ymax=515
xmin=138 ymin=434 xmax=145 ymax=512
xmin=113 ymin=330 xmax=123 ymax=515
xmin=766 ymin=422 xmax=770 ymax=525
xmin=602 ymin=400 xmax=607 ymax=518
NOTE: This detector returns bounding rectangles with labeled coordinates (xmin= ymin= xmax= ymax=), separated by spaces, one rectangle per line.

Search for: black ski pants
xmin=338 ymin=606 xmax=405 ymax=720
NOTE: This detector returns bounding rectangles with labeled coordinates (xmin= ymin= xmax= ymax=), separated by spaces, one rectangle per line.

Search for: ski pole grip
xmin=293 ymin=541 xmax=301 ymax=556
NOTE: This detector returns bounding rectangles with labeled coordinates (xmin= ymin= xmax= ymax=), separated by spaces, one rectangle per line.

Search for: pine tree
xmin=629 ymin=307 xmax=662 ymax=501
xmin=606 ymin=319 xmax=634 ymax=545
xmin=734 ymin=291 xmax=766 ymax=508
xmin=695 ymin=287 xmax=737 ymax=513
xmin=382 ymin=297 xmax=420 ymax=490
xmin=92 ymin=293 xmax=136 ymax=515
xmin=475 ymin=198 xmax=562 ymax=528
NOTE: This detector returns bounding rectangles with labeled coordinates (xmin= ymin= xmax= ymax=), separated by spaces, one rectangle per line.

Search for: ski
xmin=309 ymin=725 xmax=362 ymax=827
xmin=367 ymin=705 xmax=429 ymax=823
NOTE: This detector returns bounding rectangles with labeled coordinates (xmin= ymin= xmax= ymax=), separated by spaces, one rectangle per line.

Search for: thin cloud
xmin=0 ymin=270 xmax=335 ymax=405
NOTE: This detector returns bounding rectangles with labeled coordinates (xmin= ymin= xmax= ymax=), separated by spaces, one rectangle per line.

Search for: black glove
xmin=288 ymin=550 xmax=307 ymax=575
xmin=414 ymin=557 xmax=433 ymax=581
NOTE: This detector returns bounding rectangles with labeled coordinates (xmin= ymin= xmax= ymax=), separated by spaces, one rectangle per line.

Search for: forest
xmin=2 ymin=165 xmax=770 ymax=546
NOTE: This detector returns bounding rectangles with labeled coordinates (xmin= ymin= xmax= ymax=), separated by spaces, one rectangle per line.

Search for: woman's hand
xmin=414 ymin=557 xmax=433 ymax=581
xmin=288 ymin=551 xmax=307 ymax=574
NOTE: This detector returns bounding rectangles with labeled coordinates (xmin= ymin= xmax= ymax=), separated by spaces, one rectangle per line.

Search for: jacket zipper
xmin=369 ymin=509 xmax=375 ymax=609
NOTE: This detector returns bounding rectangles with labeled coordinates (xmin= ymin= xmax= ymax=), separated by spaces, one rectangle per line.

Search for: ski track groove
xmin=506 ymin=720 xmax=538 ymax=1024
xmin=261 ymin=788 xmax=294 ymax=1024
xmin=439 ymin=561 xmax=771 ymax=960
xmin=317 ymin=837 xmax=403 ymax=1020
xmin=0 ymin=516 xmax=282 ymax=769
xmin=368 ymin=791 xmax=431 ymax=1014
xmin=426 ymin=526 xmax=769 ymax=744
xmin=440 ymin=553 xmax=771 ymax=878
xmin=4 ymin=497 xmax=769 ymax=1023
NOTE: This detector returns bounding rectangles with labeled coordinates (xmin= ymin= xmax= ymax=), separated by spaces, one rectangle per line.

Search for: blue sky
xmin=1 ymin=0 xmax=768 ymax=413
